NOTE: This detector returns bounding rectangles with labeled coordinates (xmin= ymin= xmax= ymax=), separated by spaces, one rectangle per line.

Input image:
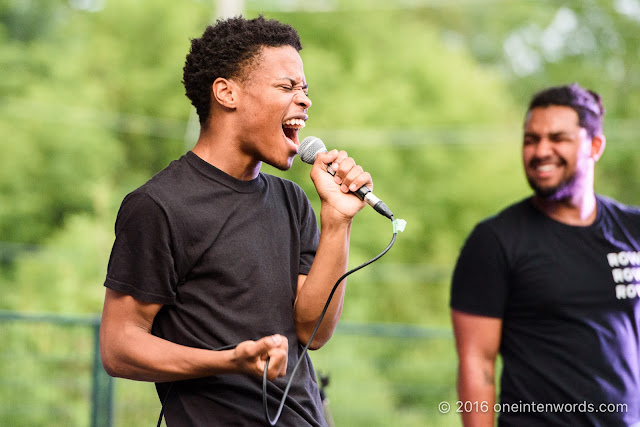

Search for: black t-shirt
xmin=451 ymin=196 xmax=640 ymax=426
xmin=104 ymin=151 xmax=326 ymax=426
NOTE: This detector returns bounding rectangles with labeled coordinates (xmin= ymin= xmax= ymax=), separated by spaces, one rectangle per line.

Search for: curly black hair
xmin=527 ymin=83 xmax=605 ymax=138
xmin=183 ymin=15 xmax=302 ymax=125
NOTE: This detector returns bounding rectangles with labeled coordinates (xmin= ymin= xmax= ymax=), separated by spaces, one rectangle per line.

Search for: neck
xmin=531 ymin=159 xmax=598 ymax=226
xmin=191 ymin=125 xmax=261 ymax=181
xmin=531 ymin=191 xmax=597 ymax=226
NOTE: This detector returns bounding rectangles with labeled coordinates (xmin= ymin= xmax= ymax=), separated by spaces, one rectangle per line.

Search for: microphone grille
xmin=298 ymin=136 xmax=327 ymax=165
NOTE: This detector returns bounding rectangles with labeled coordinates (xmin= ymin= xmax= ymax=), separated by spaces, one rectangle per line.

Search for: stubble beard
xmin=530 ymin=180 xmax=571 ymax=201
xmin=527 ymin=170 xmax=580 ymax=202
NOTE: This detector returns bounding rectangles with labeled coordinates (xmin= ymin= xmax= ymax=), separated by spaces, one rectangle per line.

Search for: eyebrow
xmin=523 ymin=131 xmax=575 ymax=139
xmin=280 ymin=77 xmax=308 ymax=90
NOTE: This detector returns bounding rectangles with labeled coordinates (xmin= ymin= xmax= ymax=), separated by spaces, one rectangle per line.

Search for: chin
xmin=273 ymin=164 xmax=292 ymax=172
xmin=534 ymin=188 xmax=562 ymax=200
xmin=530 ymin=181 xmax=575 ymax=201
xmin=268 ymin=157 xmax=294 ymax=172
xmin=528 ymin=169 xmax=582 ymax=201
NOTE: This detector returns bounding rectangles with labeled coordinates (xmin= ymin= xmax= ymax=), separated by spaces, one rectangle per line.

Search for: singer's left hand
xmin=311 ymin=149 xmax=373 ymax=220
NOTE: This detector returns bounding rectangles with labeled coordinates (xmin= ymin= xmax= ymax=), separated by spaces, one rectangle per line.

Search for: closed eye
xmin=549 ymin=133 xmax=574 ymax=143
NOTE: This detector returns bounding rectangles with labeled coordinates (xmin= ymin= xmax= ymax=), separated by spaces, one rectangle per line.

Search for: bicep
xmin=451 ymin=309 xmax=502 ymax=362
xmin=101 ymin=288 xmax=163 ymax=341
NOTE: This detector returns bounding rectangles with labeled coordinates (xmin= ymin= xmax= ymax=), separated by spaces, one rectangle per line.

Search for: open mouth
xmin=529 ymin=158 xmax=565 ymax=174
xmin=282 ymin=118 xmax=306 ymax=145
xmin=536 ymin=164 xmax=558 ymax=173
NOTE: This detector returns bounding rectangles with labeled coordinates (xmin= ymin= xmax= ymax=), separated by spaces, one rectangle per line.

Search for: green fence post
xmin=91 ymin=322 xmax=113 ymax=427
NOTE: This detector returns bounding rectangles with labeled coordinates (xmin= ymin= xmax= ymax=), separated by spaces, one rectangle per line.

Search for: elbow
xmin=100 ymin=345 xmax=124 ymax=378
xmin=99 ymin=331 xmax=117 ymax=377
xmin=100 ymin=354 xmax=118 ymax=378
xmin=294 ymin=310 xmax=340 ymax=350
xmin=100 ymin=335 xmax=133 ymax=379
xmin=297 ymin=329 xmax=332 ymax=350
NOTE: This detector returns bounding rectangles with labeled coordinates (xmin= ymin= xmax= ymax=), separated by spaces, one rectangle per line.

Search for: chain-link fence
xmin=0 ymin=310 xmax=458 ymax=427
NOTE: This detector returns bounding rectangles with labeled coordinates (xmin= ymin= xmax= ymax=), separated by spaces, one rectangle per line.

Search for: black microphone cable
xmin=262 ymin=216 xmax=406 ymax=426
xmin=157 ymin=216 xmax=407 ymax=427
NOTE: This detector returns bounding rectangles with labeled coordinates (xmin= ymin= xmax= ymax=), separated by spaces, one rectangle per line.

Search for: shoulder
xmin=261 ymin=174 xmax=317 ymax=228
xmin=115 ymin=156 xmax=193 ymax=217
xmin=476 ymin=197 xmax=536 ymax=233
xmin=143 ymin=155 xmax=193 ymax=194
xmin=128 ymin=154 xmax=197 ymax=202
xmin=262 ymin=173 xmax=309 ymax=200
xmin=459 ymin=198 xmax=540 ymax=257
xmin=597 ymin=194 xmax=640 ymax=217
xmin=597 ymin=195 xmax=640 ymax=231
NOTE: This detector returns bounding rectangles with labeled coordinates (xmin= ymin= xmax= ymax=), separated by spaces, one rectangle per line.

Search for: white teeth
xmin=537 ymin=164 xmax=556 ymax=172
xmin=282 ymin=118 xmax=306 ymax=128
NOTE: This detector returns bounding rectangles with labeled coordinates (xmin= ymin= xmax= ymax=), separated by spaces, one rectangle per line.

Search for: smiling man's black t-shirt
xmin=451 ymin=196 xmax=640 ymax=426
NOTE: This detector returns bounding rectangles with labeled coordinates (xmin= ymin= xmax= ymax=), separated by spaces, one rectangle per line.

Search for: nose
xmin=295 ymin=91 xmax=311 ymax=109
xmin=533 ymin=138 xmax=553 ymax=158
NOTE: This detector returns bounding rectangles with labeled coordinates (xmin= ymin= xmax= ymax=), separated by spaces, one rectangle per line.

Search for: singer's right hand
xmin=312 ymin=149 xmax=372 ymax=220
xmin=231 ymin=334 xmax=288 ymax=380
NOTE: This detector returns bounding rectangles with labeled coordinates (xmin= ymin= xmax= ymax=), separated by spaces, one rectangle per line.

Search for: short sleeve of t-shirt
xmin=295 ymin=185 xmax=319 ymax=277
xmin=104 ymin=190 xmax=178 ymax=305
xmin=450 ymin=221 xmax=509 ymax=318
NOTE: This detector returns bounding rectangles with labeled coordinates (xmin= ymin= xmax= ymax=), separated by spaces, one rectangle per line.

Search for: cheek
xmin=561 ymin=147 xmax=582 ymax=165
xmin=574 ymin=151 xmax=592 ymax=169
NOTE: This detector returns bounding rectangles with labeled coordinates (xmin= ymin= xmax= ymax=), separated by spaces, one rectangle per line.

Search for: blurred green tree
xmin=2 ymin=1 xmax=640 ymax=426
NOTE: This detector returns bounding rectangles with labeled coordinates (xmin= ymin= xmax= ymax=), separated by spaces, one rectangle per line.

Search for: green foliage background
xmin=1 ymin=0 xmax=639 ymax=425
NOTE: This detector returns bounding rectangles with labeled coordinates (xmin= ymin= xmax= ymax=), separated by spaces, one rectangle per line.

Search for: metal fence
xmin=0 ymin=310 xmax=112 ymax=427
xmin=0 ymin=310 xmax=458 ymax=427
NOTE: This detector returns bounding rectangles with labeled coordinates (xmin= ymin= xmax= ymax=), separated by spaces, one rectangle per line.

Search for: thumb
xmin=266 ymin=334 xmax=283 ymax=348
xmin=256 ymin=334 xmax=284 ymax=353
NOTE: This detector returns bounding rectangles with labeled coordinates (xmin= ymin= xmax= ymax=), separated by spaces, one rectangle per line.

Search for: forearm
xmin=100 ymin=320 xmax=235 ymax=383
xmin=457 ymin=357 xmax=497 ymax=427
xmin=294 ymin=207 xmax=352 ymax=348
xmin=99 ymin=289 xmax=258 ymax=383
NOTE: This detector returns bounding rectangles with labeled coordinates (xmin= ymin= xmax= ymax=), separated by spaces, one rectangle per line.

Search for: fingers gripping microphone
xmin=299 ymin=136 xmax=394 ymax=220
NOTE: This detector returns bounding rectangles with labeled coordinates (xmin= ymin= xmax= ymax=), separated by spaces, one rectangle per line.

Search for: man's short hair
xmin=183 ymin=15 xmax=302 ymax=125
xmin=527 ymin=83 xmax=605 ymax=138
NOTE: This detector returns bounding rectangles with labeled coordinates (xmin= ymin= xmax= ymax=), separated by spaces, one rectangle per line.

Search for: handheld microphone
xmin=298 ymin=136 xmax=394 ymax=220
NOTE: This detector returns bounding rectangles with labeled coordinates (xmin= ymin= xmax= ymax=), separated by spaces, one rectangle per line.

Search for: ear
xmin=212 ymin=77 xmax=237 ymax=109
xmin=590 ymin=134 xmax=606 ymax=162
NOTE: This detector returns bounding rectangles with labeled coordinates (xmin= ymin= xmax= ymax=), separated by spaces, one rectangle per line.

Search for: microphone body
xmin=298 ymin=136 xmax=394 ymax=220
